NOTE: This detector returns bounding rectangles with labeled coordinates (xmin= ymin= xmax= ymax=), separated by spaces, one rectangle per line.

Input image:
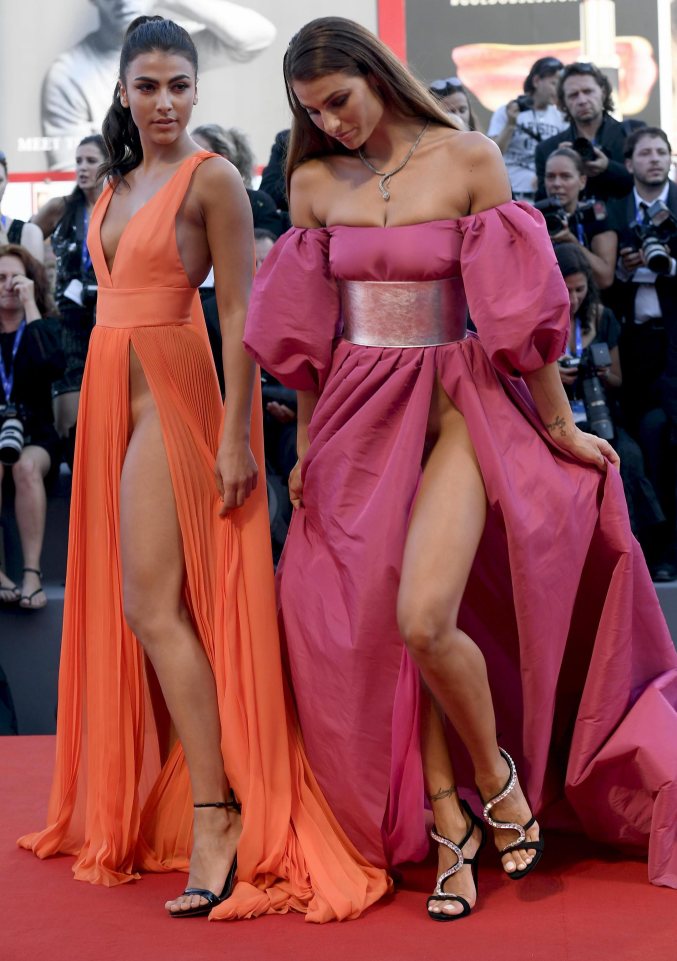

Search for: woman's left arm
xmin=523 ymin=363 xmax=619 ymax=469
xmin=199 ymin=157 xmax=258 ymax=513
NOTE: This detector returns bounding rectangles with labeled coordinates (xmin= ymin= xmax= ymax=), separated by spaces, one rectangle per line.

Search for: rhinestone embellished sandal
xmin=169 ymin=792 xmax=241 ymax=918
xmin=481 ymin=747 xmax=544 ymax=880
xmin=427 ymin=798 xmax=486 ymax=921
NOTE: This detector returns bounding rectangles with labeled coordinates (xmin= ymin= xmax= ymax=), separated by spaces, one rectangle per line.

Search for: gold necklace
xmin=357 ymin=120 xmax=430 ymax=201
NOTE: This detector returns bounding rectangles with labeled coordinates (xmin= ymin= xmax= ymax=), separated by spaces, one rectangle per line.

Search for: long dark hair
xmin=283 ymin=17 xmax=461 ymax=196
xmin=100 ymin=16 xmax=198 ymax=183
xmin=0 ymin=244 xmax=56 ymax=317
xmin=557 ymin=62 xmax=614 ymax=121
xmin=57 ymin=135 xmax=107 ymax=239
xmin=554 ymin=241 xmax=598 ymax=334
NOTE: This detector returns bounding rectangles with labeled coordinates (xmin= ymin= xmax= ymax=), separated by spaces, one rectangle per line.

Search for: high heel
xmin=480 ymin=747 xmax=544 ymax=880
xmin=169 ymin=792 xmax=241 ymax=918
xmin=427 ymin=798 xmax=486 ymax=922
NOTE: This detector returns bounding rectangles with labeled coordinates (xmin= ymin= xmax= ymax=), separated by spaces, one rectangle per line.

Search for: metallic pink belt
xmin=339 ymin=278 xmax=467 ymax=348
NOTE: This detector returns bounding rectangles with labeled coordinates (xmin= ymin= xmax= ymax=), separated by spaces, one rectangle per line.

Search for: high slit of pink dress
xmin=244 ymin=202 xmax=677 ymax=888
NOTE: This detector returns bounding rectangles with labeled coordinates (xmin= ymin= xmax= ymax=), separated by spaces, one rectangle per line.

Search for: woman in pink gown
xmin=244 ymin=16 xmax=677 ymax=918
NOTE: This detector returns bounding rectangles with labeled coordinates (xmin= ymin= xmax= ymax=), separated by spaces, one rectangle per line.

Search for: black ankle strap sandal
xmin=169 ymin=792 xmax=240 ymax=918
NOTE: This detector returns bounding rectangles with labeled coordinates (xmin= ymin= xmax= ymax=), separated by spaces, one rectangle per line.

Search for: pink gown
xmin=244 ymin=202 xmax=677 ymax=888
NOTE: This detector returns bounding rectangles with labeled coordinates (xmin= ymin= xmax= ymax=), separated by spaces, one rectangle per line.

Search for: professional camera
xmin=630 ymin=199 xmax=677 ymax=275
xmin=515 ymin=94 xmax=534 ymax=112
xmin=572 ymin=137 xmax=598 ymax=163
xmin=561 ymin=343 xmax=615 ymax=440
xmin=534 ymin=198 xmax=569 ymax=236
xmin=81 ymin=284 xmax=98 ymax=309
xmin=0 ymin=404 xmax=25 ymax=466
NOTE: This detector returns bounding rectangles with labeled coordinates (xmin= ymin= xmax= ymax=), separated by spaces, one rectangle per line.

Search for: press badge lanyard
xmin=0 ymin=318 xmax=26 ymax=403
xmin=573 ymin=318 xmax=583 ymax=357
xmin=81 ymin=208 xmax=92 ymax=276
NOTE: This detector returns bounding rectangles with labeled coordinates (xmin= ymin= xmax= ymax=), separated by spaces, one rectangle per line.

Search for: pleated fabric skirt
xmin=18 ymin=306 xmax=389 ymax=921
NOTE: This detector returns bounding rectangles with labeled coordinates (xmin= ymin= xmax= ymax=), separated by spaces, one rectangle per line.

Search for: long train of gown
xmin=244 ymin=202 xmax=677 ymax=888
xmin=18 ymin=151 xmax=390 ymax=921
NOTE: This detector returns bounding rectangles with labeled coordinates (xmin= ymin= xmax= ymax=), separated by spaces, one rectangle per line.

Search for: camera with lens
xmin=0 ymin=403 xmax=25 ymax=465
xmin=515 ymin=94 xmax=534 ymax=112
xmin=563 ymin=343 xmax=614 ymax=440
xmin=572 ymin=137 xmax=598 ymax=163
xmin=81 ymin=284 xmax=98 ymax=309
xmin=630 ymin=199 xmax=677 ymax=275
xmin=534 ymin=197 xmax=569 ymax=236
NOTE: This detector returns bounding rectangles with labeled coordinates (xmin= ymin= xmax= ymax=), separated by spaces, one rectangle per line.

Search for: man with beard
xmin=608 ymin=127 xmax=677 ymax=582
xmin=535 ymin=61 xmax=640 ymax=202
xmin=41 ymin=0 xmax=275 ymax=169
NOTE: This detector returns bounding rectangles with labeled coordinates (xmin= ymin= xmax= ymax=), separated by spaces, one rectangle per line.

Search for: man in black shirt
xmin=536 ymin=62 xmax=641 ymax=202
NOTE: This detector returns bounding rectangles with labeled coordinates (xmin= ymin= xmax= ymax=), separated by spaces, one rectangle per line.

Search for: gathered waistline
xmin=339 ymin=278 xmax=467 ymax=348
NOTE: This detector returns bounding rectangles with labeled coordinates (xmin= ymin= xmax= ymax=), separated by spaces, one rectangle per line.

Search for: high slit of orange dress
xmin=18 ymin=151 xmax=390 ymax=921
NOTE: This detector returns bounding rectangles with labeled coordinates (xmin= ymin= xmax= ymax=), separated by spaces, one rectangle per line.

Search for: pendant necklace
xmin=357 ymin=120 xmax=430 ymax=201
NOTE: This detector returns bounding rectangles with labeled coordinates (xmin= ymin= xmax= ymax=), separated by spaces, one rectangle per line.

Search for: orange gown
xmin=18 ymin=151 xmax=390 ymax=921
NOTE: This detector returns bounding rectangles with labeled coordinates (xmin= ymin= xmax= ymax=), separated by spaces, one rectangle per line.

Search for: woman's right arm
xmin=287 ymin=162 xmax=325 ymax=507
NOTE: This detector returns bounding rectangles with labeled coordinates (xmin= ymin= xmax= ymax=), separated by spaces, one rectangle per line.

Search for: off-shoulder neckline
xmin=311 ymin=199 xmax=527 ymax=231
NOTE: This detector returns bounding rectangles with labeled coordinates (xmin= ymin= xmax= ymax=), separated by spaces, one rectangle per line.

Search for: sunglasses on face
xmin=429 ymin=77 xmax=464 ymax=97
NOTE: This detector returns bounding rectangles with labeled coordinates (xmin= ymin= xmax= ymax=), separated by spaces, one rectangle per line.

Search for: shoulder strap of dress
xmin=163 ymin=150 xmax=219 ymax=216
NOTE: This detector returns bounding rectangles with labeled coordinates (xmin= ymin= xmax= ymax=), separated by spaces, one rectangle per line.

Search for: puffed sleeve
xmin=459 ymin=202 xmax=569 ymax=376
xmin=244 ymin=227 xmax=340 ymax=391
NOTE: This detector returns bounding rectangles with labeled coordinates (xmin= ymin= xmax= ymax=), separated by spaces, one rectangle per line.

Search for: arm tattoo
xmin=545 ymin=415 xmax=568 ymax=438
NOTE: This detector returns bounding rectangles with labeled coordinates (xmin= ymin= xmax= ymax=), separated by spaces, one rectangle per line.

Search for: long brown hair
xmin=0 ymin=244 xmax=56 ymax=317
xmin=283 ymin=17 xmax=462 ymax=196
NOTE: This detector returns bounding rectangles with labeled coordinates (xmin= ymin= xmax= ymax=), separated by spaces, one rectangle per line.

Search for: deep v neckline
xmin=98 ymin=152 xmax=203 ymax=283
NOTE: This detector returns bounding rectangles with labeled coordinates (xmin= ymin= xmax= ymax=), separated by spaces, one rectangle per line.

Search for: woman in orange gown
xmin=18 ymin=15 xmax=389 ymax=921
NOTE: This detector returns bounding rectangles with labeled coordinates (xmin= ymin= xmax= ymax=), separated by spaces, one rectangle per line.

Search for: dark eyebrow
xmin=299 ymin=89 xmax=349 ymax=110
xmin=132 ymin=74 xmax=191 ymax=82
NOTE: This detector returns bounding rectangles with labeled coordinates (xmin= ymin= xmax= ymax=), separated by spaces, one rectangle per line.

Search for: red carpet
xmin=3 ymin=737 xmax=675 ymax=961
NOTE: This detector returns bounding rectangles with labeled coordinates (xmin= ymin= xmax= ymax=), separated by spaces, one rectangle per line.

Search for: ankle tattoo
xmin=429 ymin=785 xmax=457 ymax=802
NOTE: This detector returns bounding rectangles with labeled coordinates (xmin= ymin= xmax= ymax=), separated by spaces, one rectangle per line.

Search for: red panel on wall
xmin=377 ymin=0 xmax=407 ymax=62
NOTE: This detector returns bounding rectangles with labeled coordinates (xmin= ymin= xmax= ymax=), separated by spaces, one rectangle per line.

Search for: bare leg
xmin=53 ymin=390 xmax=80 ymax=438
xmin=13 ymin=446 xmax=50 ymax=609
xmin=120 ymin=347 xmax=240 ymax=914
xmin=0 ymin=463 xmax=20 ymax=603
xmin=398 ymin=384 xmax=539 ymax=876
xmin=422 ymin=695 xmax=483 ymax=916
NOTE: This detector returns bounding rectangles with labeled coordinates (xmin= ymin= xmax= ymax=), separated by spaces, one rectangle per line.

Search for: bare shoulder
xmin=289 ymin=158 xmax=328 ymax=228
xmin=192 ymin=153 xmax=245 ymax=199
xmin=438 ymin=129 xmax=503 ymax=166
xmin=444 ymin=131 xmax=512 ymax=211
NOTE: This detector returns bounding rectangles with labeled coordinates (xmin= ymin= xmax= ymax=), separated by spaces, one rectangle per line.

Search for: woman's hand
xmin=12 ymin=275 xmax=38 ymax=316
xmin=215 ymin=439 xmax=258 ymax=515
xmin=288 ymin=459 xmax=304 ymax=510
xmin=549 ymin=422 xmax=619 ymax=470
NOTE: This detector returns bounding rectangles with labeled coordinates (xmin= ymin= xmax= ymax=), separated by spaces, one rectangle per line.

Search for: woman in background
xmin=429 ymin=76 xmax=479 ymax=131
xmin=0 ymin=153 xmax=44 ymax=261
xmin=32 ymin=135 xmax=107 ymax=464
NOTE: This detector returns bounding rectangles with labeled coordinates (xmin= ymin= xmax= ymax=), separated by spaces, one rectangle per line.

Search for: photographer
xmin=31 ymin=135 xmax=106 ymax=466
xmin=607 ymin=126 xmax=677 ymax=581
xmin=0 ymin=245 xmax=64 ymax=610
xmin=487 ymin=56 xmax=566 ymax=201
xmin=555 ymin=243 xmax=665 ymax=545
xmin=536 ymin=62 xmax=640 ymax=202
xmin=541 ymin=147 xmax=617 ymax=288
